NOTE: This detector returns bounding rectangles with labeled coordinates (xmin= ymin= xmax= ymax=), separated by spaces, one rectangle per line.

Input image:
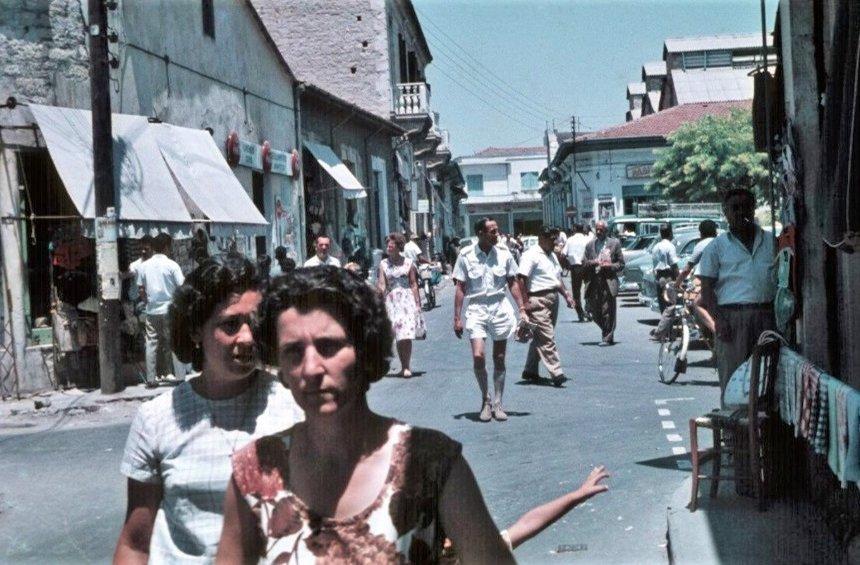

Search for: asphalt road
xmin=0 ymin=282 xmax=721 ymax=564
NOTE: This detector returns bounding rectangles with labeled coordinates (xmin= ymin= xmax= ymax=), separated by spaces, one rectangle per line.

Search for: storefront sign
xmin=239 ymin=140 xmax=263 ymax=170
xmin=626 ymin=163 xmax=653 ymax=179
xmin=269 ymin=149 xmax=293 ymax=176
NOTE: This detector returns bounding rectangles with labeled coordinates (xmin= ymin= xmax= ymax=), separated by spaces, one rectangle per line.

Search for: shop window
xmin=466 ymin=174 xmax=483 ymax=194
xmin=520 ymin=171 xmax=539 ymax=191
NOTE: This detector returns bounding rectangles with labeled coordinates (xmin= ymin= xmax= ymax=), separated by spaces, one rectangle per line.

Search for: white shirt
xmin=688 ymin=237 xmax=715 ymax=275
xmin=562 ymin=233 xmax=589 ymax=266
xmin=517 ymin=245 xmax=562 ymax=293
xmin=128 ymin=257 xmax=145 ymax=301
xmin=120 ymin=372 xmax=303 ymax=564
xmin=651 ymin=239 xmax=679 ymax=271
xmin=403 ymin=240 xmax=422 ymax=264
xmin=303 ymin=254 xmax=341 ymax=268
xmin=697 ymin=227 xmax=776 ymax=305
xmin=452 ymin=244 xmax=517 ymax=301
xmin=136 ymin=254 xmax=185 ymax=316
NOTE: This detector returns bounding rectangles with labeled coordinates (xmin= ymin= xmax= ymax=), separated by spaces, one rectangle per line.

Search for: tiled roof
xmin=671 ymin=67 xmax=754 ymax=105
xmin=470 ymin=146 xmax=546 ymax=158
xmin=642 ymin=61 xmax=667 ymax=77
xmin=663 ymin=33 xmax=770 ymax=54
xmin=627 ymin=82 xmax=646 ymax=96
xmin=581 ymin=100 xmax=751 ymax=141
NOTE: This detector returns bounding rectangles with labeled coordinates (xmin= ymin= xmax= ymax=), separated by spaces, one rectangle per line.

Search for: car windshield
xmin=679 ymin=238 xmax=701 ymax=255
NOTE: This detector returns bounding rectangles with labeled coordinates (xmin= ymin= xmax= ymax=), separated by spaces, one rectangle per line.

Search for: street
xmin=0 ymin=283 xmax=720 ymax=564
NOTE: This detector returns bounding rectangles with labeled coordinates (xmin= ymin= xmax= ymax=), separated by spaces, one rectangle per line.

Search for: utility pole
xmin=570 ymin=115 xmax=578 ymax=224
xmin=89 ymin=0 xmax=123 ymax=394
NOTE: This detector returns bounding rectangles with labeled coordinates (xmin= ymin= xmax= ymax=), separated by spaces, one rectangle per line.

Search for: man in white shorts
xmin=453 ymin=217 xmax=527 ymax=423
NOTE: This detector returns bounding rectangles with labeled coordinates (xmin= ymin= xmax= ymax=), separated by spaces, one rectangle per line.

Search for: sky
xmin=413 ymin=0 xmax=779 ymax=157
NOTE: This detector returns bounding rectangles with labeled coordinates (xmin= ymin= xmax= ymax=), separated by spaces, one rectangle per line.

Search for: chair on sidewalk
xmin=689 ymin=338 xmax=780 ymax=511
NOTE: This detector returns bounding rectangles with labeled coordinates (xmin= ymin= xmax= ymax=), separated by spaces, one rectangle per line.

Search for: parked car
xmin=622 ymin=234 xmax=658 ymax=263
xmin=639 ymin=231 xmax=721 ymax=310
xmin=619 ymin=228 xmax=698 ymax=295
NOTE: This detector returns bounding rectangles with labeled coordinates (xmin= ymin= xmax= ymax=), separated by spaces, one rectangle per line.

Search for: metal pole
xmin=89 ymin=0 xmax=123 ymax=393
xmin=760 ymin=0 xmax=776 ymax=241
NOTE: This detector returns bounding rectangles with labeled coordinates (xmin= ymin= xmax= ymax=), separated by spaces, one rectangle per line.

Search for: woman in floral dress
xmin=377 ymin=232 xmax=425 ymax=378
xmin=216 ymin=267 xmax=514 ymax=564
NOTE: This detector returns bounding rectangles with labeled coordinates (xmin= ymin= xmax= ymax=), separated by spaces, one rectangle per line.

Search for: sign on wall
xmin=269 ymin=149 xmax=293 ymax=176
xmin=239 ymin=140 xmax=263 ymax=170
xmin=626 ymin=163 xmax=653 ymax=179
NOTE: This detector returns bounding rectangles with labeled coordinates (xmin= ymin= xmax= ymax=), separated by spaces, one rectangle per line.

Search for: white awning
xmin=29 ymin=104 xmax=268 ymax=238
xmin=303 ymin=141 xmax=366 ymax=199
xmin=30 ymin=104 xmax=193 ymax=234
xmin=152 ymin=123 xmax=267 ymax=237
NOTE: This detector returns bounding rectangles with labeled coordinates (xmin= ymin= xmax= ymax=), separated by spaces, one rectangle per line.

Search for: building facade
xmin=457 ymin=147 xmax=545 ymax=236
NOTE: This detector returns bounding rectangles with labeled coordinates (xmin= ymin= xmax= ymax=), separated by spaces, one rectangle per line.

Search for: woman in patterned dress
xmin=377 ymin=232 xmax=424 ymax=378
xmin=114 ymin=254 xmax=302 ymax=563
xmin=217 ymin=267 xmax=514 ymax=564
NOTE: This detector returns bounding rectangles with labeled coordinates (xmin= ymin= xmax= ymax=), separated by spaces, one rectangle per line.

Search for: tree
xmin=648 ymin=109 xmax=770 ymax=203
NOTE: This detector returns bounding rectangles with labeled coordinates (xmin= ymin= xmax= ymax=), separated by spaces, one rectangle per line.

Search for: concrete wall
xmin=458 ymin=162 xmax=507 ymax=195
xmin=458 ymin=155 xmax=545 ymax=196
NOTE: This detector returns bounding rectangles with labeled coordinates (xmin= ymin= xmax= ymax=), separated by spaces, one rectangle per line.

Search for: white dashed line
xmin=672 ymin=446 xmax=687 ymax=455
xmin=657 ymin=408 xmax=671 ymax=416
xmin=654 ymin=399 xmax=667 ymax=405
xmin=666 ymin=433 xmax=683 ymax=442
xmin=661 ymin=420 xmax=676 ymax=429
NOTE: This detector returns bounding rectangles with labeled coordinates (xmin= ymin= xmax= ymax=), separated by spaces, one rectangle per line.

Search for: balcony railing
xmin=394 ymin=82 xmax=431 ymax=116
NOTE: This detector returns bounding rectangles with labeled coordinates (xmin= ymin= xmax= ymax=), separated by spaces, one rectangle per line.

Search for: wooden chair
xmin=689 ymin=339 xmax=780 ymax=511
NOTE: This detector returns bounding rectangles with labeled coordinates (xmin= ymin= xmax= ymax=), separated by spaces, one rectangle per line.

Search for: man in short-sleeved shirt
xmin=561 ymin=224 xmax=590 ymax=321
xmin=453 ymin=217 xmax=527 ymax=422
xmin=137 ymin=234 xmax=184 ymax=386
xmin=697 ymin=188 xmax=776 ymax=406
xmin=303 ymin=235 xmax=341 ymax=268
xmin=517 ymin=226 xmax=575 ymax=387
xmin=651 ymin=224 xmax=679 ymax=312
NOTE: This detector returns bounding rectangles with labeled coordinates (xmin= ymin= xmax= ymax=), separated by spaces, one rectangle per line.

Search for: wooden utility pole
xmin=88 ymin=0 xmax=123 ymax=393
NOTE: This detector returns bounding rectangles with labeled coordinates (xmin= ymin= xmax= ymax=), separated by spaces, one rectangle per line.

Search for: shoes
xmin=551 ymin=374 xmax=567 ymax=387
xmin=521 ymin=371 xmax=540 ymax=382
xmin=492 ymin=403 xmax=508 ymax=421
xmin=479 ymin=401 xmax=492 ymax=422
xmin=144 ymin=379 xmax=158 ymax=389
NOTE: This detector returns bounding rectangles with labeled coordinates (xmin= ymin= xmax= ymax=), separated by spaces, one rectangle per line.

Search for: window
xmin=466 ymin=174 xmax=483 ymax=194
xmin=202 ymin=0 xmax=215 ymax=38
xmin=520 ymin=171 xmax=539 ymax=191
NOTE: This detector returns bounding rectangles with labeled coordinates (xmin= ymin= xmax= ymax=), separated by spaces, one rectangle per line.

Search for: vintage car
xmin=619 ymin=228 xmax=699 ymax=295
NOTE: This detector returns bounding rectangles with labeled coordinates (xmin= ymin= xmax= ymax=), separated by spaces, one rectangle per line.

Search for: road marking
xmin=654 ymin=397 xmax=695 ymax=404
xmin=672 ymin=446 xmax=687 ymax=455
xmin=666 ymin=433 xmax=683 ymax=442
xmin=657 ymin=408 xmax=671 ymax=416
xmin=661 ymin=420 xmax=676 ymax=429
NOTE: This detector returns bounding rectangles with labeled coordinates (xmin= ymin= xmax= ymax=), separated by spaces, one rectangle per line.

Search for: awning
xmin=152 ymin=123 xmax=267 ymax=237
xmin=303 ymin=141 xmax=367 ymax=199
xmin=29 ymin=104 xmax=268 ymax=238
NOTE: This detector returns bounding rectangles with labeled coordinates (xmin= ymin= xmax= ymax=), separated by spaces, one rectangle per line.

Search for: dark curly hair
xmin=262 ymin=266 xmax=393 ymax=387
xmin=170 ymin=253 xmax=261 ymax=370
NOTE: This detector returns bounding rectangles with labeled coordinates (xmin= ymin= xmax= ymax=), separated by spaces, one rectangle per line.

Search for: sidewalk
xmin=0 ymin=384 xmax=166 ymax=421
xmin=667 ymin=475 xmax=843 ymax=564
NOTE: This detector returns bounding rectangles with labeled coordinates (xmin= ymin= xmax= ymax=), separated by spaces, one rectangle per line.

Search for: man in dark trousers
xmin=583 ymin=220 xmax=625 ymax=345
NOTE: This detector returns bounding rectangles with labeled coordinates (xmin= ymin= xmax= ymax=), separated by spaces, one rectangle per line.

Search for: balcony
xmin=393 ymin=82 xmax=431 ymax=117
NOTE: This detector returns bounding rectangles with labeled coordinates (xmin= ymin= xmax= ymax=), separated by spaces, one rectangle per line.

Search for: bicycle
xmin=418 ymin=262 xmax=443 ymax=311
xmin=656 ymin=281 xmax=713 ymax=384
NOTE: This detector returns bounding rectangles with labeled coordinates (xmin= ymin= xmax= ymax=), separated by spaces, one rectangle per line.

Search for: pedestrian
xmin=377 ymin=232 xmax=425 ymax=378
xmin=217 ymin=267 xmax=516 ymax=564
xmin=269 ymin=245 xmax=294 ymax=277
xmin=124 ymin=235 xmax=153 ymax=302
xmin=136 ymin=233 xmax=185 ymax=386
xmin=403 ymin=231 xmax=425 ymax=264
xmin=256 ymin=253 xmax=272 ymax=286
xmin=518 ymin=225 xmax=576 ymax=386
xmin=561 ymin=223 xmax=590 ymax=322
xmin=651 ymin=224 xmax=679 ymax=313
xmin=697 ymin=188 xmax=776 ymax=406
xmin=651 ymin=219 xmax=718 ymax=341
xmin=452 ymin=217 xmax=527 ymax=422
xmin=583 ymin=220 xmax=625 ymax=345
xmin=302 ymin=234 xmax=341 ymax=267
xmin=114 ymin=254 xmax=302 ymax=563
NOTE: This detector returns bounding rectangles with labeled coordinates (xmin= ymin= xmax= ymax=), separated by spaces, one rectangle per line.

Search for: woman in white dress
xmin=377 ymin=232 xmax=424 ymax=378
xmin=113 ymin=254 xmax=302 ymax=564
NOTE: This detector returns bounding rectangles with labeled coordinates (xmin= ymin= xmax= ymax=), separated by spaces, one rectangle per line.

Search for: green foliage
xmin=648 ymin=109 xmax=770 ymax=203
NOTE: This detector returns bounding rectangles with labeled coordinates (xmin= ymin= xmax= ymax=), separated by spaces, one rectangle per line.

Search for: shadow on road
xmin=453 ymin=410 xmax=532 ymax=421
xmin=383 ymin=370 xmax=427 ymax=379
xmin=637 ymin=319 xmax=659 ymax=326
xmin=670 ymin=379 xmax=720 ymax=387
xmin=513 ymin=378 xmax=567 ymax=387
xmin=636 ymin=453 xmax=690 ymax=472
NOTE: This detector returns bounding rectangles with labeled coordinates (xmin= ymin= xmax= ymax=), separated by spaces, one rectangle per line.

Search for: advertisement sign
xmin=626 ymin=163 xmax=653 ymax=179
xmin=597 ymin=200 xmax=616 ymax=221
xmin=269 ymin=149 xmax=293 ymax=176
xmin=95 ymin=211 xmax=120 ymax=300
xmin=238 ymin=140 xmax=263 ymax=170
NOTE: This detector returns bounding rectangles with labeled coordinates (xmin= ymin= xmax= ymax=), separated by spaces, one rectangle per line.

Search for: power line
xmin=415 ymin=7 xmax=568 ymax=117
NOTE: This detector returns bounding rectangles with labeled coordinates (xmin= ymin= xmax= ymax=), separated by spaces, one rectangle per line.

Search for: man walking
xmin=561 ymin=223 xmax=589 ymax=322
xmin=651 ymin=224 xmax=679 ymax=313
xmin=518 ymin=225 xmax=575 ymax=386
xmin=453 ymin=217 xmax=527 ymax=422
xmin=137 ymin=233 xmax=184 ymax=387
xmin=303 ymin=235 xmax=341 ymax=267
xmin=583 ymin=220 xmax=625 ymax=345
xmin=697 ymin=188 xmax=776 ymax=406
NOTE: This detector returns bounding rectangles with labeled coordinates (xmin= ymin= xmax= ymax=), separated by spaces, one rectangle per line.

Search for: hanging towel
xmin=844 ymin=387 xmax=860 ymax=485
xmin=827 ymin=379 xmax=844 ymax=482
xmin=811 ymin=373 xmax=830 ymax=455
xmin=777 ymin=346 xmax=803 ymax=426
xmin=794 ymin=361 xmax=806 ymax=435
xmin=799 ymin=363 xmax=820 ymax=439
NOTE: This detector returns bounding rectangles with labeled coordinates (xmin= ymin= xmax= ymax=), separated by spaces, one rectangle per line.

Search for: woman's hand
xmin=577 ymin=466 xmax=610 ymax=499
